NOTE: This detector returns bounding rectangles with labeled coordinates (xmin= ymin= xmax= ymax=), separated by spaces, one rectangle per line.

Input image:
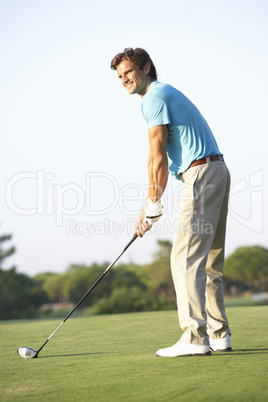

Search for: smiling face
xmin=116 ymin=60 xmax=152 ymax=97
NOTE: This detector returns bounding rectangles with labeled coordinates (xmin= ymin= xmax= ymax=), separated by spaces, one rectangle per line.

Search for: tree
xmin=0 ymin=229 xmax=48 ymax=320
xmin=224 ymin=246 xmax=268 ymax=292
xmin=0 ymin=233 xmax=16 ymax=269
xmin=139 ymin=239 xmax=175 ymax=301
xmin=63 ymin=263 xmax=146 ymax=308
xmin=0 ymin=268 xmax=47 ymax=319
xmin=39 ymin=273 xmax=69 ymax=304
xmin=153 ymin=239 xmax=172 ymax=260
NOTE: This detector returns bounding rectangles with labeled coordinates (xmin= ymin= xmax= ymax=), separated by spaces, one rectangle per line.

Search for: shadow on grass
xmin=38 ymin=349 xmax=268 ymax=359
xmin=39 ymin=352 xmax=118 ymax=358
xmin=213 ymin=348 xmax=268 ymax=356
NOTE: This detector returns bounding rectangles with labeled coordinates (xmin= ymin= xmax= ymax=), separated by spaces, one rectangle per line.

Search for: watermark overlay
xmin=65 ymin=217 xmax=214 ymax=239
xmin=5 ymin=170 xmax=180 ymax=224
xmin=229 ymin=169 xmax=263 ymax=233
xmin=5 ymin=169 xmax=264 ymax=237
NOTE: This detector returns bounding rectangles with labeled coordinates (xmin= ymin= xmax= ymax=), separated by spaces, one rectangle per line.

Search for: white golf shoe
xmin=156 ymin=341 xmax=211 ymax=357
xmin=209 ymin=334 xmax=232 ymax=352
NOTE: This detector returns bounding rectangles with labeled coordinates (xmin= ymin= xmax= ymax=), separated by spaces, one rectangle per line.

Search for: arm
xmin=147 ymin=124 xmax=169 ymax=202
xmin=135 ymin=125 xmax=169 ymax=238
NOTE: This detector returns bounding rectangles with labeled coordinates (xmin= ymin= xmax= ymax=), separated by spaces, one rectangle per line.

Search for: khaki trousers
xmin=171 ymin=159 xmax=231 ymax=345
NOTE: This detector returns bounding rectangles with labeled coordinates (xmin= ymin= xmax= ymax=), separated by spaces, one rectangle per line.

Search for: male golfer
xmin=111 ymin=48 xmax=232 ymax=357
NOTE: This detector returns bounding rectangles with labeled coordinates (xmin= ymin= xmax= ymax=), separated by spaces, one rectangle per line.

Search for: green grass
xmin=225 ymin=295 xmax=268 ymax=308
xmin=1 ymin=307 xmax=268 ymax=401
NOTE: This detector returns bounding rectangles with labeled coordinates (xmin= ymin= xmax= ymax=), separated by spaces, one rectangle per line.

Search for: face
xmin=116 ymin=60 xmax=151 ymax=97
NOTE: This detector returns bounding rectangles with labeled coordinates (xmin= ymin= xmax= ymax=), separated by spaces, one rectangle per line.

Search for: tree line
xmin=0 ymin=232 xmax=268 ymax=320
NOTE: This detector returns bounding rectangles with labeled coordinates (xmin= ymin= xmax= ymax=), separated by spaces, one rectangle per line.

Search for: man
xmin=111 ymin=48 xmax=232 ymax=357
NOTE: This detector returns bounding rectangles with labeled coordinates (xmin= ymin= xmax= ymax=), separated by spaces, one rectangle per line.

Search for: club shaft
xmin=36 ymin=234 xmax=138 ymax=355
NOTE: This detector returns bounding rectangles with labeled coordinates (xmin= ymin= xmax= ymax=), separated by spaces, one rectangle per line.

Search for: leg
xmin=171 ymin=161 xmax=230 ymax=345
xmin=205 ymin=165 xmax=231 ymax=340
xmin=171 ymin=165 xmax=209 ymax=345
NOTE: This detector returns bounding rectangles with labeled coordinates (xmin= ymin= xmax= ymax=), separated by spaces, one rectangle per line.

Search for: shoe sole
xmin=210 ymin=347 xmax=233 ymax=353
xmin=156 ymin=351 xmax=212 ymax=357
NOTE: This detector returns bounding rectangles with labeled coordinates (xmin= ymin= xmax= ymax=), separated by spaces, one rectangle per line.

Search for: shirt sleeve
xmin=142 ymin=94 xmax=171 ymax=129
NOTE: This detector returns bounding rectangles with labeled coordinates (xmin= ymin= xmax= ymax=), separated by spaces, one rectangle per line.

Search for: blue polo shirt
xmin=141 ymin=81 xmax=222 ymax=179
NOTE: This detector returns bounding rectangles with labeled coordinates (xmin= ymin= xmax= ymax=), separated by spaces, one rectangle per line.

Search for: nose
xmin=122 ymin=75 xmax=129 ymax=85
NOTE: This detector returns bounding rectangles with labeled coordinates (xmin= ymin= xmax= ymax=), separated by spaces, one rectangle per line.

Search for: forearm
xmin=137 ymin=154 xmax=168 ymax=224
xmin=147 ymin=153 xmax=169 ymax=203
xmin=136 ymin=159 xmax=166 ymax=236
xmin=135 ymin=125 xmax=168 ymax=237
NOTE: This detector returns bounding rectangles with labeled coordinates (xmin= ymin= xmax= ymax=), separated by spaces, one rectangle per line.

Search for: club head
xmin=17 ymin=347 xmax=38 ymax=359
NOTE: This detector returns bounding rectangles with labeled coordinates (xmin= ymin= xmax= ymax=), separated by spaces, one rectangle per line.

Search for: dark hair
xmin=111 ymin=47 xmax=158 ymax=80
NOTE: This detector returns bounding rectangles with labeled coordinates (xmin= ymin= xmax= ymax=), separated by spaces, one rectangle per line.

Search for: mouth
xmin=125 ymin=82 xmax=134 ymax=90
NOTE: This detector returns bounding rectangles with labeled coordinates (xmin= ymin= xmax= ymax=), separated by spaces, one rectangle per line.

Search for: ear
xmin=144 ymin=62 xmax=151 ymax=76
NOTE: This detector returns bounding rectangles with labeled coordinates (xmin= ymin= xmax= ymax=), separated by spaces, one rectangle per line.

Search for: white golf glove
xmin=144 ymin=199 xmax=163 ymax=226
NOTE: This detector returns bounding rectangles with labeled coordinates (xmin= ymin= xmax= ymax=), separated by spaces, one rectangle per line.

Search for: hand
xmin=144 ymin=199 xmax=163 ymax=226
xmin=135 ymin=210 xmax=152 ymax=238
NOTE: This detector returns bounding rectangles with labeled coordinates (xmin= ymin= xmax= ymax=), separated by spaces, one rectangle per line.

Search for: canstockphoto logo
xmin=229 ymin=170 xmax=263 ymax=233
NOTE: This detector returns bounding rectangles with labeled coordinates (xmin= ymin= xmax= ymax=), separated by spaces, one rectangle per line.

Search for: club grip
xmin=123 ymin=233 xmax=138 ymax=252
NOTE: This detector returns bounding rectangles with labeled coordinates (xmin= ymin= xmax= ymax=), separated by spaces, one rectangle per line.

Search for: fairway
xmin=1 ymin=306 xmax=268 ymax=401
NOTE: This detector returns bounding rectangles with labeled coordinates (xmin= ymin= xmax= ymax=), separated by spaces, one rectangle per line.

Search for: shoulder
xmin=141 ymin=83 xmax=172 ymax=127
xmin=143 ymin=82 xmax=168 ymax=108
xmin=143 ymin=82 xmax=179 ymax=110
xmin=142 ymin=93 xmax=166 ymax=118
xmin=147 ymin=81 xmax=174 ymax=98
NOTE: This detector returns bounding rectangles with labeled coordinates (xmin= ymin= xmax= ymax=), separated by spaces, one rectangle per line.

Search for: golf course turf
xmin=1 ymin=306 xmax=268 ymax=401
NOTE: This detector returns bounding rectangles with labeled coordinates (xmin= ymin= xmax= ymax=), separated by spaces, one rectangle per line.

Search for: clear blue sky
xmin=1 ymin=0 xmax=267 ymax=275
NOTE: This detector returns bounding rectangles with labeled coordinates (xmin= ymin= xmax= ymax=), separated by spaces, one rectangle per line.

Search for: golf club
xmin=17 ymin=234 xmax=138 ymax=359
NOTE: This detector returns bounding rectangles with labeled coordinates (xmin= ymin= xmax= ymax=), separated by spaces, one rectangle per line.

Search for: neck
xmin=139 ymin=78 xmax=155 ymax=98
